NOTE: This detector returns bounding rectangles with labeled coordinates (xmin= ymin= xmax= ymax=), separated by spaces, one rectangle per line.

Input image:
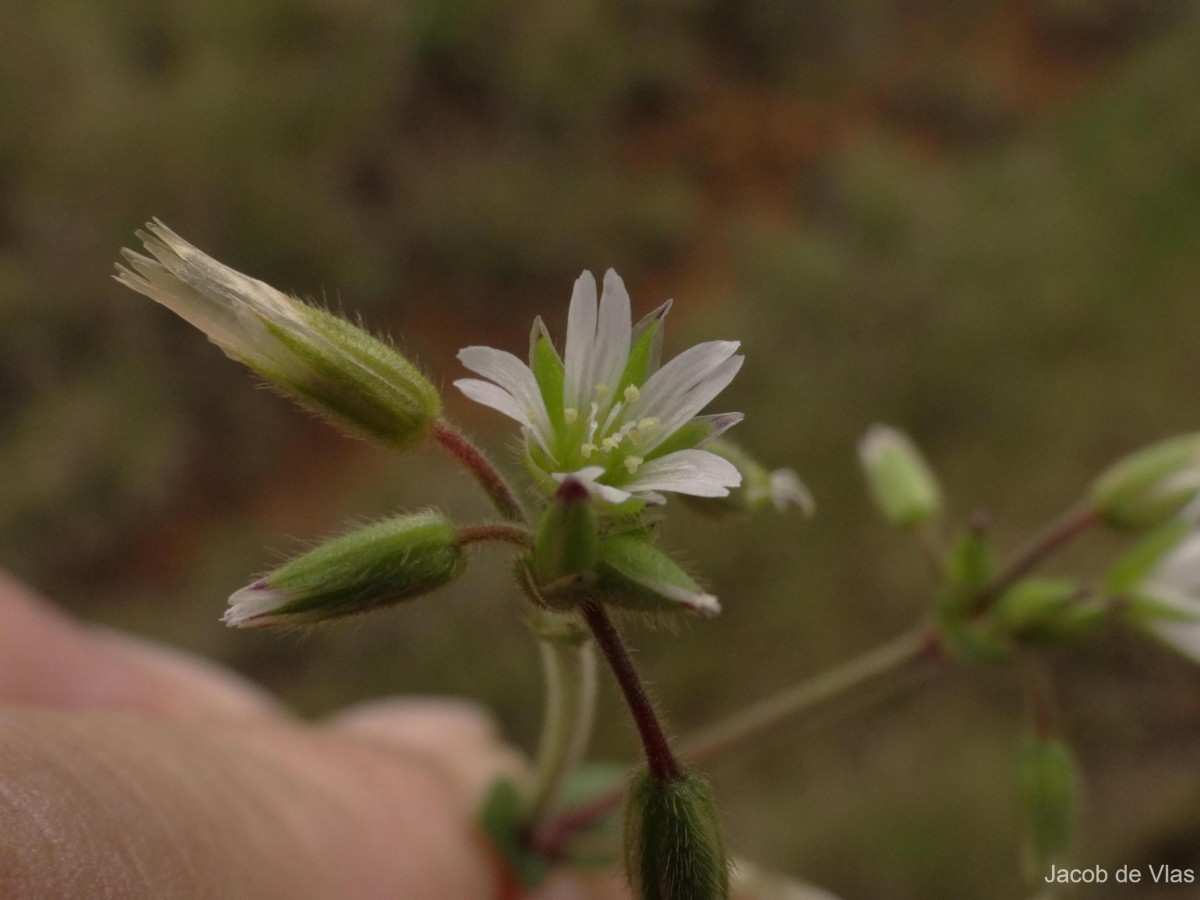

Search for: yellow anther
xmin=595 ymin=383 xmax=610 ymax=397
xmin=637 ymin=418 xmax=660 ymax=433
xmin=602 ymin=436 xmax=619 ymax=451
xmin=628 ymin=431 xmax=642 ymax=446
xmin=624 ymin=456 xmax=644 ymax=474
xmin=623 ymin=384 xmax=640 ymax=402
xmin=564 ymin=408 xmax=579 ymax=424
xmin=581 ymin=443 xmax=597 ymax=459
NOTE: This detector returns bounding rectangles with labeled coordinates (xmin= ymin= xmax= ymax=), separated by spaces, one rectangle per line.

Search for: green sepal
xmin=478 ymin=778 xmax=549 ymax=887
xmin=616 ymin=301 xmax=669 ymax=395
xmin=1122 ymin=590 xmax=1200 ymax=625
xmin=1018 ymin=738 xmax=1078 ymax=879
xmin=594 ymin=534 xmax=719 ymax=617
xmin=941 ymin=621 xmax=1014 ymax=665
xmin=644 ymin=418 xmax=716 ymax=462
xmin=529 ymin=317 xmax=565 ymax=434
xmin=624 ymin=770 xmax=730 ymax=900
xmin=937 ymin=527 xmax=996 ymax=624
xmin=1092 ymin=433 xmax=1200 ymax=530
xmin=1104 ymin=517 xmax=1192 ymax=594
xmin=991 ymin=578 xmax=1080 ymax=640
xmin=262 ymin=307 xmax=440 ymax=448
xmin=531 ymin=479 xmax=599 ymax=595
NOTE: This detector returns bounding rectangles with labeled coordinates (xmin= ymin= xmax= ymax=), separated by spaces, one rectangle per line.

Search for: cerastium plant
xmin=117 ymin=221 xmax=1200 ymax=898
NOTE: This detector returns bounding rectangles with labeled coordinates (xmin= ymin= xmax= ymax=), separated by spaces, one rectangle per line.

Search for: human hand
xmin=0 ymin=572 xmax=627 ymax=899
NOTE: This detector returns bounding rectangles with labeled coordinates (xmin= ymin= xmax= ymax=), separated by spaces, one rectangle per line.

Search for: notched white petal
xmin=625 ymin=449 xmax=742 ymax=498
xmin=224 ymin=583 xmax=290 ymax=628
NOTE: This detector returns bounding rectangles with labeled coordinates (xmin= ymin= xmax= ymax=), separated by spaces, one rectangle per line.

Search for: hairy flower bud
xmin=858 ymin=425 xmax=942 ymax=530
xmin=530 ymin=478 xmax=600 ymax=602
xmin=116 ymin=221 xmax=440 ymax=448
xmin=1091 ymin=433 xmax=1200 ymax=530
xmin=624 ymin=770 xmax=730 ymax=900
xmin=224 ymin=512 xmax=465 ymax=627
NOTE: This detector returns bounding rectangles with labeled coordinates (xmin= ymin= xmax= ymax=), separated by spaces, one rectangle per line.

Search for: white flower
xmin=1140 ymin=531 xmax=1200 ymax=663
xmin=455 ymin=269 xmax=743 ymax=504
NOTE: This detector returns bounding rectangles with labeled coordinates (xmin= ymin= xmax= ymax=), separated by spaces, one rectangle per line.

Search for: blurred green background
xmin=3 ymin=1 xmax=1200 ymax=896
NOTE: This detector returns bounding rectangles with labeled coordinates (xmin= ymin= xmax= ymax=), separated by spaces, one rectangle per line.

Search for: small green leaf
xmin=479 ymin=778 xmax=549 ymax=887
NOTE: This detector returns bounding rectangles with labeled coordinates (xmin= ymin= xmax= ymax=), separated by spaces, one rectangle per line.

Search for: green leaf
xmin=479 ymin=778 xmax=549 ymax=887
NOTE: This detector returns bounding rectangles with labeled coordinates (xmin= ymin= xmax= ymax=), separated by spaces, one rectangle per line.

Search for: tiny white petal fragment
xmin=769 ymin=469 xmax=816 ymax=516
xmin=223 ymin=583 xmax=291 ymax=628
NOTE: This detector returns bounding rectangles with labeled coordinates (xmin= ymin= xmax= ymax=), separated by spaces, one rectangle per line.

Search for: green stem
xmin=534 ymin=623 xmax=938 ymax=857
xmin=523 ymin=640 xmax=598 ymax=831
xmin=683 ymin=623 xmax=938 ymax=764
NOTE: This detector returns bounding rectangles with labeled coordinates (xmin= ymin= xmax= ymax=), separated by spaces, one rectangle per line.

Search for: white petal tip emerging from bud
xmin=769 ymin=468 xmax=816 ymax=516
xmin=656 ymin=584 xmax=722 ymax=617
xmin=223 ymin=583 xmax=291 ymax=628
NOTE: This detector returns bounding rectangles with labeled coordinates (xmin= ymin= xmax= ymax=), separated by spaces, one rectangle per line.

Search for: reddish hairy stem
xmin=432 ymin=419 xmax=525 ymax=523
xmin=581 ymin=601 xmax=682 ymax=785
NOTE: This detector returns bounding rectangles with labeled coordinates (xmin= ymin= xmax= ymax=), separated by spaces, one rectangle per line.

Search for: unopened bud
xmin=684 ymin=439 xmax=814 ymax=518
xmin=530 ymin=478 xmax=599 ymax=604
xmin=1091 ymin=433 xmax=1200 ymax=530
xmin=991 ymin=578 xmax=1083 ymax=641
xmin=624 ymin=769 xmax=730 ymax=900
xmin=1018 ymin=738 xmax=1078 ymax=878
xmin=595 ymin=534 xmax=720 ymax=617
xmin=117 ymin=221 xmax=440 ymax=448
xmin=858 ymin=425 xmax=942 ymax=530
xmin=224 ymin=511 xmax=465 ymax=627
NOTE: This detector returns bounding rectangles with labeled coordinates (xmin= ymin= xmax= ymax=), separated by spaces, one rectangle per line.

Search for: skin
xmin=0 ymin=573 xmax=628 ymax=900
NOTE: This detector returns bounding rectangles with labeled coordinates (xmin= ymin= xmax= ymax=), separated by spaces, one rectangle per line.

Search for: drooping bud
xmin=224 ymin=511 xmax=465 ymax=627
xmin=683 ymin=439 xmax=814 ymax=518
xmin=623 ymin=769 xmax=730 ymax=900
xmin=530 ymin=478 xmax=600 ymax=604
xmin=116 ymin=221 xmax=440 ymax=448
xmin=858 ymin=425 xmax=942 ymax=530
xmin=1091 ymin=433 xmax=1200 ymax=530
xmin=1018 ymin=738 xmax=1078 ymax=880
xmin=594 ymin=533 xmax=720 ymax=617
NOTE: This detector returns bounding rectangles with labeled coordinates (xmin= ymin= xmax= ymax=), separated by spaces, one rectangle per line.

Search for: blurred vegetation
xmin=3 ymin=1 xmax=1200 ymax=897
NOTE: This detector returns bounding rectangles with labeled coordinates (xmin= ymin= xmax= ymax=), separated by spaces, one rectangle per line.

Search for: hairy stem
xmin=432 ymin=418 xmax=525 ymax=522
xmin=523 ymin=640 xmax=598 ymax=830
xmin=684 ymin=624 xmax=939 ymax=764
xmin=581 ymin=600 xmax=682 ymax=784
xmin=455 ymin=523 xmax=533 ymax=548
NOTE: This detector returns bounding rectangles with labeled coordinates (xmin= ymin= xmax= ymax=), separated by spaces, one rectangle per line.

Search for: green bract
xmin=223 ymin=512 xmax=465 ymax=627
